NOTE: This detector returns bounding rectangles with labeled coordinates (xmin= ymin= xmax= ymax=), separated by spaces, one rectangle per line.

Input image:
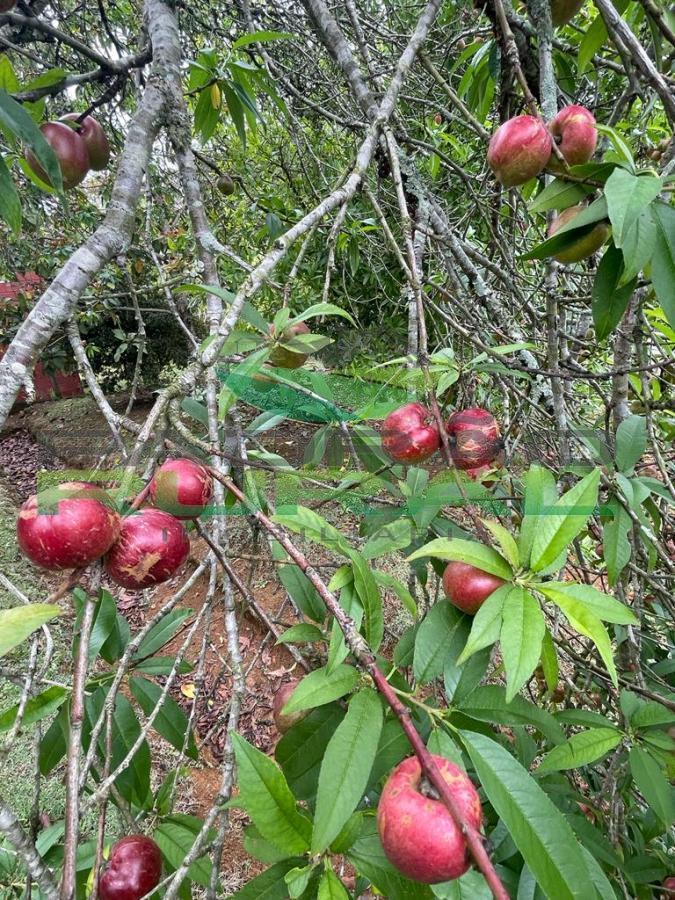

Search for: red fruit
xmin=17 ymin=482 xmax=120 ymax=571
xmin=0 ymin=0 xmax=17 ymax=11
xmin=550 ymin=0 xmax=584 ymax=25
xmin=466 ymin=462 xmax=498 ymax=482
xmin=487 ymin=116 xmax=552 ymax=187
xmin=272 ymin=680 xmax=307 ymax=734
xmin=99 ymin=835 xmax=162 ymax=900
xmin=104 ymin=508 xmax=190 ymax=590
xmin=548 ymin=105 xmax=597 ymax=170
xmin=149 ymin=458 xmax=213 ymax=520
xmin=25 ymin=122 xmax=90 ymax=190
xmin=446 ymin=407 xmax=501 ymax=470
xmin=377 ymin=755 xmax=483 ymax=883
xmin=60 ymin=114 xmax=110 ymax=170
xmin=548 ymin=205 xmax=610 ymax=263
xmin=381 ymin=403 xmax=441 ymax=464
xmin=442 ymin=561 xmax=506 ymax=614
xmin=434 ymin=113 xmax=443 ymax=125
xmin=269 ymin=321 xmax=311 ymax=369
xmin=662 ymin=877 xmax=675 ymax=896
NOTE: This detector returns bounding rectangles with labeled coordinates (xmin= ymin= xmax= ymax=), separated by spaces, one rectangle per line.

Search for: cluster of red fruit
xmin=488 ymin=106 xmax=609 ymax=262
xmin=17 ymin=458 xmax=212 ymax=589
xmin=381 ymin=402 xmax=502 ymax=479
xmin=25 ymin=115 xmax=110 ymax=190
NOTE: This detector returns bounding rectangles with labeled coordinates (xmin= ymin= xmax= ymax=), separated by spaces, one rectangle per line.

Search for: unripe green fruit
xmin=549 ymin=205 xmax=610 ymax=263
xmin=217 ymin=174 xmax=235 ymax=196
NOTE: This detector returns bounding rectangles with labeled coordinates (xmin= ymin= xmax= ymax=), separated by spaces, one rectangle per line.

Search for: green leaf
xmin=543 ymin=593 xmax=618 ymax=686
xmin=529 ymin=469 xmax=600 ymax=572
xmin=318 ymin=868 xmax=350 ymax=900
xmin=0 ymin=90 xmax=62 ymax=190
xmin=277 ymin=623 xmax=325 ymax=644
xmin=312 ymin=688 xmax=382 ymax=852
xmin=619 ymin=209 xmax=656 ymax=284
xmin=536 ymin=582 xmax=637 ymax=625
xmin=631 ymin=701 xmax=675 ymax=729
xmin=278 ymin=566 xmax=326 ymax=624
xmin=460 ymin=731 xmax=594 ymax=900
xmin=154 ymin=814 xmax=215 ymax=887
xmin=602 ymin=499 xmax=632 ymax=586
xmin=362 ymin=518 xmax=413 ymax=560
xmin=129 ymin=677 xmax=198 ymax=760
xmin=289 ymin=302 xmax=356 ymax=327
xmin=232 ymin=733 xmax=312 ymax=854
xmin=373 ymin=571 xmax=417 ymax=618
xmin=651 ymin=200 xmax=675 ymax=329
xmin=407 ymin=538 xmax=512 ymax=580
xmin=285 ymin=864 xmax=316 ymax=898
xmin=414 ymin=601 xmax=469 ymax=684
xmin=500 ymin=588 xmax=545 ymax=702
xmin=518 ymin=465 xmax=559 ymax=567
xmin=0 ymin=604 xmax=60 ymax=659
xmin=528 ymin=178 xmax=591 ymax=213
xmin=273 ymin=506 xmax=353 ymax=557
xmin=536 ymin=728 xmax=622 ymax=774
xmin=181 ymin=283 xmax=268 ymax=332
xmin=133 ymin=609 xmax=191 ymax=659
xmin=281 ymin=665 xmax=359 ymax=715
xmin=481 ymin=520 xmax=519 ymax=569
xmin=604 ymin=168 xmax=661 ymax=249
xmin=231 ymin=860 xmax=307 ymax=898
xmin=0 ymin=685 xmax=68 ymax=734
xmin=0 ymin=153 xmax=20 ymax=235
xmin=231 ymin=30 xmax=294 ymax=49
xmin=276 ymin=704 xmax=346 ymax=802
xmin=350 ymin=552 xmax=384 ymax=651
xmin=457 ymin=583 xmax=510 ymax=664
xmin=458 ymin=684 xmax=564 ymax=744
xmin=133 ymin=656 xmax=193 ymax=676
xmin=540 ymin=629 xmax=559 ymax=694
xmin=592 ymin=245 xmax=636 ymax=341
xmin=628 ymin=746 xmax=674 ymax=826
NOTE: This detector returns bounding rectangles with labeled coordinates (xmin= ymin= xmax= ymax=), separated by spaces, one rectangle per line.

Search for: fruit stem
xmin=211 ymin=469 xmax=511 ymax=900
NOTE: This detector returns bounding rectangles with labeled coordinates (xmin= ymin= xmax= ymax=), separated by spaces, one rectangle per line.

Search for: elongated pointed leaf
xmin=604 ymin=168 xmax=661 ymax=248
xmin=0 ymin=152 xmax=20 ymax=235
xmin=318 ymin=868 xmax=350 ymax=900
xmin=530 ymin=469 xmax=600 ymax=572
xmin=500 ymin=588 xmax=545 ymax=702
xmin=231 ymin=859 xmax=307 ymax=899
xmin=544 ymin=593 xmax=618 ymax=686
xmin=282 ymin=665 xmax=359 ymax=715
xmin=629 ymin=746 xmax=674 ymax=826
xmin=536 ymin=582 xmax=637 ymax=625
xmin=481 ymin=519 xmax=519 ymax=569
xmin=129 ymin=677 xmax=198 ymax=760
xmin=312 ymin=688 xmax=382 ymax=852
xmin=407 ymin=538 xmax=512 ymax=580
xmin=518 ymin=465 xmax=558 ymax=567
xmin=0 ymin=685 xmax=68 ymax=734
xmin=414 ymin=601 xmax=469 ymax=684
xmin=0 ymin=604 xmax=60 ymax=659
xmin=0 ymin=89 xmax=62 ymax=190
xmin=232 ymin=733 xmax=312 ymax=854
xmin=457 ymin=583 xmax=510 ymax=664
xmin=460 ymin=731 xmax=594 ymax=900
xmin=615 ymin=415 xmax=647 ymax=474
xmin=458 ymin=685 xmax=565 ymax=745
xmin=651 ymin=200 xmax=675 ymax=329
xmin=537 ymin=728 xmax=622 ymax=774
xmin=592 ymin=245 xmax=636 ymax=341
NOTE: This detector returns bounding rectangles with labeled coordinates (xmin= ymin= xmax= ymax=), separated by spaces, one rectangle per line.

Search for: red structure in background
xmin=0 ymin=273 xmax=83 ymax=405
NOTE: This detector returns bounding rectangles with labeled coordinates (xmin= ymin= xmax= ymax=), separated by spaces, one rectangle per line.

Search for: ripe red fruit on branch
xmin=377 ymin=755 xmax=483 ymax=883
xmin=446 ymin=407 xmax=501 ymax=470
xmin=487 ymin=116 xmax=552 ymax=187
xmin=268 ymin=321 xmax=311 ymax=369
xmin=548 ymin=105 xmax=597 ymax=169
xmin=149 ymin=458 xmax=213 ymax=520
xmin=104 ymin=508 xmax=190 ymax=590
xmin=17 ymin=482 xmax=120 ymax=571
xmin=661 ymin=877 xmax=675 ymax=898
xmin=550 ymin=0 xmax=584 ymax=25
xmin=381 ymin=402 xmax=441 ymax=463
xmin=442 ymin=561 xmax=506 ymax=614
xmin=60 ymin=114 xmax=110 ymax=170
xmin=548 ymin=205 xmax=610 ymax=263
xmin=99 ymin=835 xmax=162 ymax=900
xmin=25 ymin=122 xmax=90 ymax=189
xmin=272 ymin=679 xmax=308 ymax=733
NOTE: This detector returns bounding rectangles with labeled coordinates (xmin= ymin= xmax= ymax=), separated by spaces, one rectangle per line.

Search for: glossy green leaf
xmin=537 ymin=727 xmax=622 ymax=773
xmin=281 ymin=665 xmax=359 ymax=715
xmin=460 ymin=731 xmax=594 ymax=900
xmin=592 ymin=245 xmax=636 ymax=341
xmin=457 ymin=583 xmax=510 ymax=664
xmin=414 ymin=601 xmax=469 ymax=684
xmin=0 ymin=685 xmax=68 ymax=734
xmin=481 ymin=519 xmax=519 ymax=570
xmin=0 ymin=153 xmax=20 ymax=235
xmin=0 ymin=604 xmax=59 ymax=659
xmin=651 ymin=200 xmax=675 ymax=329
xmin=407 ymin=538 xmax=512 ymax=579
xmin=458 ymin=685 xmax=565 ymax=745
xmin=604 ymin=168 xmax=661 ymax=249
xmin=500 ymin=588 xmax=545 ymax=702
xmin=129 ymin=677 xmax=198 ymax=760
xmin=232 ymin=733 xmax=312 ymax=854
xmin=0 ymin=89 xmax=62 ymax=190
xmin=544 ymin=593 xmax=618 ymax=686
xmin=629 ymin=746 xmax=674 ymax=826
xmin=312 ymin=688 xmax=382 ymax=852
xmin=231 ymin=859 xmax=307 ymax=898
xmin=536 ymin=582 xmax=637 ymax=625
xmin=530 ymin=469 xmax=600 ymax=572
xmin=318 ymin=868 xmax=350 ymax=900
xmin=518 ymin=465 xmax=559 ymax=567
